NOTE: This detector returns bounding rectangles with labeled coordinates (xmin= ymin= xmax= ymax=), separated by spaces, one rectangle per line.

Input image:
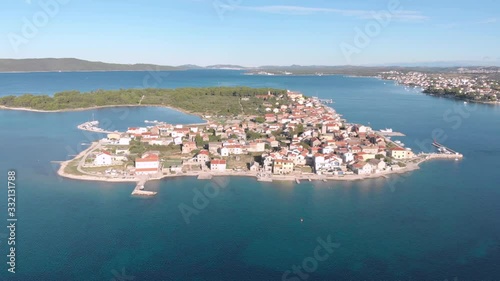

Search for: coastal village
xmin=378 ymin=69 xmax=500 ymax=103
xmin=62 ymin=89 xmax=463 ymax=195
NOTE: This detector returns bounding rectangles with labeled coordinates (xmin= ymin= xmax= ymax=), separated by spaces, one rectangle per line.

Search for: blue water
xmin=0 ymin=70 xmax=499 ymax=280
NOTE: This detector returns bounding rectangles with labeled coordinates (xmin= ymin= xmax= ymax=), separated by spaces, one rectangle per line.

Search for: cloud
xmin=439 ymin=17 xmax=498 ymax=29
xmin=221 ymin=5 xmax=428 ymax=21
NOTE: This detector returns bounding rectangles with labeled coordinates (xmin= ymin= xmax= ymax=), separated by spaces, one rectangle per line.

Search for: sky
xmin=1 ymin=0 xmax=499 ymax=66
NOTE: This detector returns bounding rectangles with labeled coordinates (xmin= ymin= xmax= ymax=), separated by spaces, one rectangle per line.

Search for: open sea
xmin=0 ymin=70 xmax=499 ymax=281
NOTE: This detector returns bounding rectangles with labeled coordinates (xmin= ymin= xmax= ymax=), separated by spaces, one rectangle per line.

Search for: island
xmin=0 ymin=86 xmax=463 ymax=196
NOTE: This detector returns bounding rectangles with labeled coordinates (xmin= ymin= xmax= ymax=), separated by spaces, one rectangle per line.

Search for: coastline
xmin=56 ymin=140 xmax=459 ymax=186
xmin=0 ymin=104 xmax=210 ymax=125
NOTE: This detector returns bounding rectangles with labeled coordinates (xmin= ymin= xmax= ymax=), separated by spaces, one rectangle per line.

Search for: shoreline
xmin=0 ymin=104 xmax=210 ymax=126
xmin=56 ymin=141 xmax=461 ymax=186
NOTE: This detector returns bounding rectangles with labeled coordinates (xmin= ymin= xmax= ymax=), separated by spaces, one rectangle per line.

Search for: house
xmin=209 ymin=142 xmax=222 ymax=153
xmin=249 ymin=162 xmax=260 ymax=172
xmin=94 ymin=151 xmax=112 ymax=166
xmin=247 ymin=142 xmax=266 ymax=152
xmin=361 ymin=146 xmax=379 ymax=154
xmin=219 ymin=147 xmax=229 ymax=157
xmin=341 ymin=152 xmax=354 ymax=163
xmin=196 ymin=150 xmax=210 ymax=164
xmin=265 ymin=114 xmax=277 ymax=122
xmin=388 ymin=147 xmax=411 ymax=159
xmin=210 ymin=159 xmax=227 ymax=172
xmin=351 ymin=162 xmax=372 ymax=175
xmin=225 ymin=144 xmax=243 ymax=155
xmin=368 ymin=159 xmax=386 ymax=173
xmin=118 ymin=137 xmax=131 ymax=145
xmin=272 ymin=159 xmax=294 ymax=175
xmin=135 ymin=153 xmax=160 ymax=175
xmin=182 ymin=142 xmax=197 ymax=154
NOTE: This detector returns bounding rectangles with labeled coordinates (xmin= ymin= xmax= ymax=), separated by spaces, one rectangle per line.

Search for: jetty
xmin=77 ymin=121 xmax=122 ymax=135
xmin=131 ymin=177 xmax=157 ymax=196
xmin=432 ymin=141 xmax=462 ymax=156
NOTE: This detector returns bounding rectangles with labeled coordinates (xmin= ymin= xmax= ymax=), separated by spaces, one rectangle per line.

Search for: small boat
xmin=380 ymin=128 xmax=393 ymax=133
xmin=300 ymin=218 xmax=304 ymax=223
xmin=295 ymin=178 xmax=300 ymax=184
xmin=464 ymin=101 xmax=468 ymax=105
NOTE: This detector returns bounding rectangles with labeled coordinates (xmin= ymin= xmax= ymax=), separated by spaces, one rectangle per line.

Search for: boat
xmin=295 ymin=178 xmax=300 ymax=184
xmin=380 ymin=128 xmax=393 ymax=133
xmin=464 ymin=101 xmax=468 ymax=104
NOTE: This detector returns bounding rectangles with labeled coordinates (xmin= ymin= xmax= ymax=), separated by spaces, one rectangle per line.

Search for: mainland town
xmin=378 ymin=67 xmax=500 ymax=103
xmin=59 ymin=90 xmax=462 ymax=195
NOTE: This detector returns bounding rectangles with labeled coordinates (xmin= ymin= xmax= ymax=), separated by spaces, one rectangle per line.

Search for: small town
xmin=378 ymin=69 xmax=500 ymax=103
xmin=60 ymin=90 xmax=462 ymax=195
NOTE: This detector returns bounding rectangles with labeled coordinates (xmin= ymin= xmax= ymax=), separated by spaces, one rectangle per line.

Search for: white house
xmin=94 ymin=152 xmax=113 ymax=166
xmin=219 ymin=147 xmax=229 ymax=157
xmin=351 ymin=162 xmax=372 ymax=175
xmin=118 ymin=138 xmax=131 ymax=145
xmin=210 ymin=159 xmax=227 ymax=172
xmin=342 ymin=152 xmax=354 ymax=163
xmin=135 ymin=153 xmax=160 ymax=175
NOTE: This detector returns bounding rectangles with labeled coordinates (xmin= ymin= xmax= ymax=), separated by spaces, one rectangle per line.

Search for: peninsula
xmin=0 ymin=86 xmax=463 ymax=195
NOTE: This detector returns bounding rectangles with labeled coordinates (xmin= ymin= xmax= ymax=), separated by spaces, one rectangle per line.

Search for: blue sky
xmin=1 ymin=0 xmax=499 ymax=66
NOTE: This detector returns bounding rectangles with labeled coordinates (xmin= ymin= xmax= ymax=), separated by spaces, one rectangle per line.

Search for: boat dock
xmin=432 ymin=141 xmax=463 ymax=156
xmin=131 ymin=177 xmax=157 ymax=196
xmin=317 ymin=98 xmax=334 ymax=104
xmin=77 ymin=121 xmax=122 ymax=135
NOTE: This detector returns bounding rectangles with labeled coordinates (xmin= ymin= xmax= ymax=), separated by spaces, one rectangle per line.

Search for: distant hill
xmin=206 ymin=64 xmax=248 ymax=70
xmin=0 ymin=58 xmax=202 ymax=72
xmin=1 ymin=58 xmax=498 ymax=76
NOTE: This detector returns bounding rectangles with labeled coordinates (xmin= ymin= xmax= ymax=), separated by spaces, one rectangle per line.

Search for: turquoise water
xmin=0 ymin=70 xmax=499 ymax=280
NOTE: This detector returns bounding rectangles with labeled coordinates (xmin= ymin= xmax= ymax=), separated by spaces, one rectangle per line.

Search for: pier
xmin=318 ymin=98 xmax=334 ymax=104
xmin=77 ymin=121 xmax=122 ymax=135
xmin=432 ymin=141 xmax=463 ymax=156
xmin=131 ymin=177 xmax=157 ymax=196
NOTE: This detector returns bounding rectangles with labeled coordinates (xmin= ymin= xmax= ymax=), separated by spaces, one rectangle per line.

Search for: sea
xmin=0 ymin=70 xmax=499 ymax=281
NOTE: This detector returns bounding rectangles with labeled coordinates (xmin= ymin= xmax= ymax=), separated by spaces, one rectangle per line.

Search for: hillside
xmin=0 ymin=58 xmax=200 ymax=72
